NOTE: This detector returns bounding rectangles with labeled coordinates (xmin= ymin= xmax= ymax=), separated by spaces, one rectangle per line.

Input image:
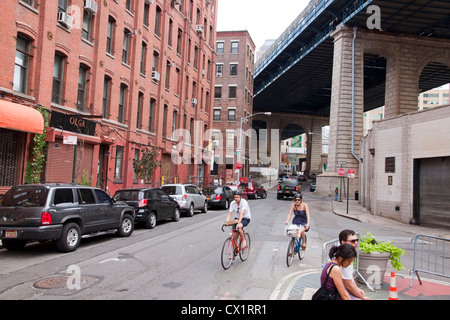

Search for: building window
xmin=102 ymin=76 xmax=111 ymax=118
xmin=106 ymin=16 xmax=115 ymax=55
xmin=155 ymin=6 xmax=162 ymax=37
xmin=193 ymin=45 xmax=199 ymax=69
xmin=137 ymin=92 xmax=143 ymax=129
xmin=216 ymin=42 xmax=224 ymax=54
xmin=143 ymin=2 xmax=150 ymax=27
xmin=82 ymin=9 xmax=94 ymax=41
xmin=122 ymin=29 xmax=131 ymax=64
xmin=119 ymin=84 xmax=127 ymax=123
xmin=162 ymin=104 xmax=168 ymax=138
xmin=231 ymin=41 xmax=239 ymax=53
xmin=140 ymin=42 xmax=147 ymax=75
xmin=149 ymin=98 xmax=156 ymax=132
xmin=126 ymin=0 xmax=132 ymax=12
xmin=230 ymin=63 xmax=238 ymax=76
xmin=176 ymin=28 xmax=183 ymax=55
xmin=228 ymin=86 xmax=237 ymax=99
xmin=172 ymin=110 xmax=178 ymax=139
xmin=152 ymin=51 xmax=159 ymax=72
xmin=228 ymin=109 xmax=236 ymax=121
xmin=165 ymin=60 xmax=171 ymax=90
xmin=114 ymin=146 xmax=124 ymax=180
xmin=226 ymin=131 xmax=235 ymax=148
xmin=168 ymin=19 xmax=173 ymax=48
xmin=213 ymin=109 xmax=221 ymax=121
xmin=52 ymin=52 xmax=65 ymax=105
xmin=216 ymin=64 xmax=223 ymax=77
xmin=13 ymin=35 xmax=32 ymax=94
xmin=385 ymin=157 xmax=395 ymax=173
xmin=77 ymin=64 xmax=89 ymax=111
xmin=214 ymin=86 xmax=222 ymax=99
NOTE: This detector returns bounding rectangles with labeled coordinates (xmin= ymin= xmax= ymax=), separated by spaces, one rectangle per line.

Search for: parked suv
xmin=113 ymin=188 xmax=180 ymax=229
xmin=0 ymin=184 xmax=135 ymax=252
xmin=239 ymin=181 xmax=267 ymax=199
xmin=160 ymin=184 xmax=207 ymax=216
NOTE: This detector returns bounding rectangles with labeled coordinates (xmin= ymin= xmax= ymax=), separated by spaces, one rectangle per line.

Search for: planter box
xmin=357 ymin=251 xmax=391 ymax=289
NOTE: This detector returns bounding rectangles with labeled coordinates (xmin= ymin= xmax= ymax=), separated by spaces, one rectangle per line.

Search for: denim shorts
xmin=235 ymin=218 xmax=250 ymax=227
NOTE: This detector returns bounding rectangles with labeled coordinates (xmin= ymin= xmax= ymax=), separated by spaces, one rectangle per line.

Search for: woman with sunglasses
xmin=284 ymin=194 xmax=310 ymax=250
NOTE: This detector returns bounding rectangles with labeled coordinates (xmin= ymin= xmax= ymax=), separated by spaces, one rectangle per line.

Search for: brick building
xmin=0 ymin=0 xmax=217 ymax=194
xmin=212 ymin=30 xmax=255 ymax=183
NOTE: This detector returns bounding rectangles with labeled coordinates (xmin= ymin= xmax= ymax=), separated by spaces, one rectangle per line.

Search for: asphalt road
xmin=0 ymin=186 xmax=433 ymax=300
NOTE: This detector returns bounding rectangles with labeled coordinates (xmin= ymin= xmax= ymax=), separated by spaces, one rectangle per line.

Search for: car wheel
xmin=261 ymin=191 xmax=267 ymax=199
xmin=172 ymin=208 xmax=180 ymax=222
xmin=116 ymin=214 xmax=134 ymax=237
xmin=201 ymin=201 xmax=208 ymax=213
xmin=224 ymin=199 xmax=230 ymax=210
xmin=56 ymin=222 xmax=81 ymax=252
xmin=145 ymin=212 xmax=157 ymax=229
xmin=187 ymin=203 xmax=194 ymax=217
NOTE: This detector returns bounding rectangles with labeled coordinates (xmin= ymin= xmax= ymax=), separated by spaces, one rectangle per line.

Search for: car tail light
xmin=295 ymin=185 xmax=299 ymax=192
xmin=215 ymin=194 xmax=221 ymax=200
xmin=183 ymin=194 xmax=187 ymax=200
xmin=249 ymin=184 xmax=254 ymax=191
xmin=138 ymin=199 xmax=148 ymax=207
xmin=277 ymin=184 xmax=280 ymax=190
xmin=41 ymin=212 xmax=52 ymax=225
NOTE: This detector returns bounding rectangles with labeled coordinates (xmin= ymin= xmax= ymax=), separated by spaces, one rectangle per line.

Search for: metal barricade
xmin=321 ymin=234 xmax=374 ymax=291
xmin=410 ymin=234 xmax=450 ymax=288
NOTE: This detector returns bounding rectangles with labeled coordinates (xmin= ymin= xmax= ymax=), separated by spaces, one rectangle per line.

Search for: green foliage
xmin=360 ymin=231 xmax=405 ymax=271
xmin=132 ymin=146 xmax=160 ymax=181
xmin=24 ymin=106 xmax=49 ymax=184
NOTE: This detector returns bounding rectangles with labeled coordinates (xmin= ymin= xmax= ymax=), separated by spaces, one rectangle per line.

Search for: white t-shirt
xmin=229 ymin=199 xmax=251 ymax=220
xmin=341 ymin=264 xmax=354 ymax=280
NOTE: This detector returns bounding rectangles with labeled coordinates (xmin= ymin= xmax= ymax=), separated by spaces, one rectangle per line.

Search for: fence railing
xmin=410 ymin=234 xmax=450 ymax=287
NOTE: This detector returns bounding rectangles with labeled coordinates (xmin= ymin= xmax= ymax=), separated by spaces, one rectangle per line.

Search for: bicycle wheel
xmin=239 ymin=233 xmax=251 ymax=261
xmin=299 ymin=235 xmax=307 ymax=260
xmin=286 ymin=237 xmax=296 ymax=267
xmin=221 ymin=237 xmax=234 ymax=270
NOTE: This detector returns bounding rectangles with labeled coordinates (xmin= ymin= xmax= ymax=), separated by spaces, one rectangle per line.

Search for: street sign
xmin=348 ymin=169 xmax=355 ymax=178
xmin=235 ymin=162 xmax=243 ymax=170
xmin=337 ymin=168 xmax=346 ymax=176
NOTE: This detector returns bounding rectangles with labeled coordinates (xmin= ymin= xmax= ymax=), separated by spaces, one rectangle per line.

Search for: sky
xmin=216 ymin=0 xmax=310 ymax=51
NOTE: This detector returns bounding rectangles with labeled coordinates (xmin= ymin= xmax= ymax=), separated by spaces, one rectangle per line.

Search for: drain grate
xmin=33 ymin=276 xmax=69 ymax=289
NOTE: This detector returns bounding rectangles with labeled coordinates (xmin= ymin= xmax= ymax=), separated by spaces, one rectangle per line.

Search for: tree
xmin=133 ymin=146 xmax=160 ymax=181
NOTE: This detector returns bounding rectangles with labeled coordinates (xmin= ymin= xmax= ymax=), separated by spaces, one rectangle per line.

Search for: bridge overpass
xmin=252 ymin=0 xmax=450 ymax=194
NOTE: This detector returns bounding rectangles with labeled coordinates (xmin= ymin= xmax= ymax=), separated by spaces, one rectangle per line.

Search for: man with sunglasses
xmin=338 ymin=229 xmax=371 ymax=300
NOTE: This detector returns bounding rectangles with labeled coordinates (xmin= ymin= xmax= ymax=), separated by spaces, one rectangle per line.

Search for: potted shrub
xmin=357 ymin=231 xmax=405 ymax=289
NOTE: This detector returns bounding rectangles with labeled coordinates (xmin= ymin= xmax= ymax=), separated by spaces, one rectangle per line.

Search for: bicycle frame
xmin=221 ymin=223 xmax=250 ymax=270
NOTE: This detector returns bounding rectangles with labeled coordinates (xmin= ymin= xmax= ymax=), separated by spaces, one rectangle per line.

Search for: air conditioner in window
xmin=216 ymin=72 xmax=222 ymax=77
xmin=206 ymin=0 xmax=212 ymax=5
xmin=57 ymin=12 xmax=73 ymax=29
xmin=84 ymin=0 xmax=98 ymax=14
xmin=172 ymin=0 xmax=181 ymax=6
xmin=152 ymin=71 xmax=160 ymax=81
xmin=191 ymin=98 xmax=198 ymax=106
xmin=195 ymin=25 xmax=204 ymax=34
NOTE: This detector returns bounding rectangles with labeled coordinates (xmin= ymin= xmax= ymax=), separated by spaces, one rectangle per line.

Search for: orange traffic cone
xmin=388 ymin=272 xmax=398 ymax=300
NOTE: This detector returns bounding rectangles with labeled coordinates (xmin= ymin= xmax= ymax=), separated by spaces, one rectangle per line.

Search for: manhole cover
xmin=33 ymin=277 xmax=69 ymax=289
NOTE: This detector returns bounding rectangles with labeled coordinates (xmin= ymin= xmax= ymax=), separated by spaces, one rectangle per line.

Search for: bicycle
xmin=286 ymin=225 xmax=307 ymax=267
xmin=220 ymin=220 xmax=251 ymax=270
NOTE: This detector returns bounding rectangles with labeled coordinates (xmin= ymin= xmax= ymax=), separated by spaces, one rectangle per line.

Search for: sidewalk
xmin=286 ymin=198 xmax=450 ymax=300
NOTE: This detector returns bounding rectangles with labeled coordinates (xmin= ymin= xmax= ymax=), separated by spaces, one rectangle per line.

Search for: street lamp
xmin=237 ymin=112 xmax=271 ymax=182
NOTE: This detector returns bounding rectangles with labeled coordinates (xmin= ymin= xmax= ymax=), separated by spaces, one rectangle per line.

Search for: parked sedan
xmin=239 ymin=181 xmax=267 ymax=199
xmin=202 ymin=186 xmax=234 ymax=209
xmin=113 ymin=188 xmax=180 ymax=229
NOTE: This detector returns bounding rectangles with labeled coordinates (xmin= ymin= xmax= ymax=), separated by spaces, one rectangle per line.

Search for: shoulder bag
xmin=311 ymin=264 xmax=339 ymax=300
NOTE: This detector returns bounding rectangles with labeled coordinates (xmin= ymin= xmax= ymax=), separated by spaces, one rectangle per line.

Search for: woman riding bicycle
xmin=225 ymin=190 xmax=251 ymax=249
xmin=284 ymin=193 xmax=310 ymax=250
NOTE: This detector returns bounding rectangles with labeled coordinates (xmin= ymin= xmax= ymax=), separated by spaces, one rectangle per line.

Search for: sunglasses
xmin=347 ymin=239 xmax=359 ymax=243
xmin=294 ymin=199 xmax=302 ymax=201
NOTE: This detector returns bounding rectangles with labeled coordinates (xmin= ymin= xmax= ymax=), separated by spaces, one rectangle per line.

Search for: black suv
xmin=277 ymin=177 xmax=302 ymax=199
xmin=113 ymin=188 xmax=180 ymax=229
xmin=0 ymin=184 xmax=135 ymax=252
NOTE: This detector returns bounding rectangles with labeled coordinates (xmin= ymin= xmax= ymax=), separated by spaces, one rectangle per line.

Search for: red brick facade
xmin=0 ymin=0 xmax=217 ymax=193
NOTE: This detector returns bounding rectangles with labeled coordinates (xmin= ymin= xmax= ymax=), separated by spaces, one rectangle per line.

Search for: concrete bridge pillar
xmin=316 ymin=26 xmax=363 ymax=197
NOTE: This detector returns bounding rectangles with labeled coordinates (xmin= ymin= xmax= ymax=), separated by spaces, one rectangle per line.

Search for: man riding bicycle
xmin=225 ymin=190 xmax=251 ymax=249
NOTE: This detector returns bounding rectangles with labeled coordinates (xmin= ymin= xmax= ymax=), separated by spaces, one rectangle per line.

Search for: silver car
xmin=160 ymin=184 xmax=207 ymax=217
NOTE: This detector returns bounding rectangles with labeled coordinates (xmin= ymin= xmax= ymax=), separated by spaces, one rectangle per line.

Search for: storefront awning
xmin=0 ymin=100 xmax=44 ymax=134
